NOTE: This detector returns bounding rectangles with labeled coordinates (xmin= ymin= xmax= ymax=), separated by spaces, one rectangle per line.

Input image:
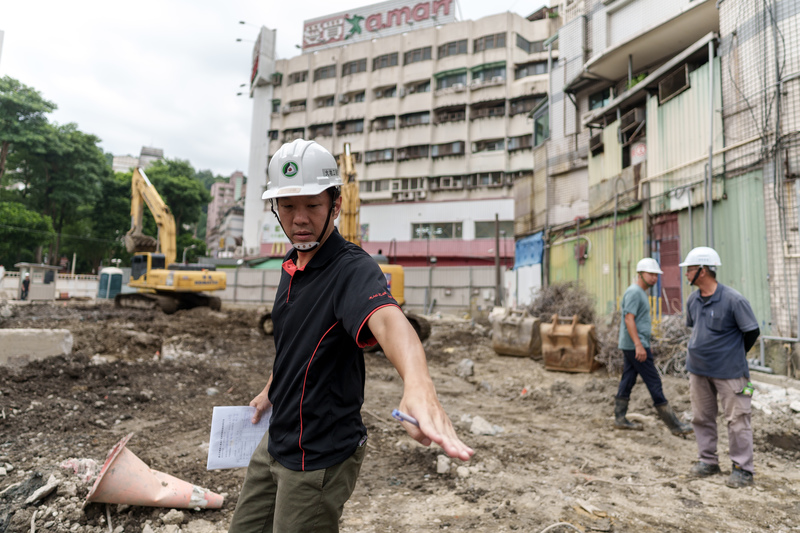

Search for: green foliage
xmin=627 ymin=73 xmax=647 ymax=90
xmin=0 ymin=202 xmax=55 ymax=266
xmin=0 ymin=76 xmax=57 ymax=184
xmin=176 ymin=234 xmax=208 ymax=264
xmin=145 ymin=159 xmax=211 ymax=231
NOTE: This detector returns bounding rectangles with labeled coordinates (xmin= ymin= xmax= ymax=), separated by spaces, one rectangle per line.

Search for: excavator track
xmin=115 ymin=292 xmax=220 ymax=314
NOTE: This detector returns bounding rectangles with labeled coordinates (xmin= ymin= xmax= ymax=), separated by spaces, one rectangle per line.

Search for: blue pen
xmin=391 ymin=409 xmax=420 ymax=427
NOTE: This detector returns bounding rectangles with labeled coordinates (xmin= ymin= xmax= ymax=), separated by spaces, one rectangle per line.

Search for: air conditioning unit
xmin=375 ymin=89 xmax=384 ymax=98
xmin=452 ymin=83 xmax=465 ymax=92
xmin=338 ymin=94 xmax=350 ymax=104
xmin=620 ymin=107 xmax=645 ymax=134
xmin=659 ymin=64 xmax=690 ymax=105
xmin=470 ymin=79 xmax=482 ymax=88
xmin=403 ymin=192 xmax=415 ymax=200
xmin=281 ymin=105 xmax=291 ymax=114
xmin=416 ymin=190 xmax=427 ymax=199
xmin=398 ymin=88 xmax=407 ymax=98
xmin=589 ymin=132 xmax=604 ymax=155
xmin=491 ymin=76 xmax=505 ymax=83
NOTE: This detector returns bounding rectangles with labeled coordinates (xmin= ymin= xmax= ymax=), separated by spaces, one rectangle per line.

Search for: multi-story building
xmin=518 ymin=0 xmax=800 ymax=354
xmin=206 ymin=171 xmax=246 ymax=257
xmin=244 ymin=3 xmax=560 ymax=267
xmin=111 ymin=146 xmax=165 ymax=173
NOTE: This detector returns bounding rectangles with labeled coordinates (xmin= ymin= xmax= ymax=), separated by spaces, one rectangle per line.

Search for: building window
xmin=313 ymin=65 xmax=337 ymax=82
xmin=438 ymin=39 xmax=468 ymax=58
xmin=371 ymin=115 xmax=396 ymax=131
xmin=510 ymin=96 xmax=543 ymax=116
xmin=406 ymin=80 xmax=431 ymax=94
xmin=342 ymin=58 xmax=367 ymax=76
xmin=516 ymin=35 xmax=545 ymax=54
xmin=375 ymin=86 xmax=397 ymax=99
xmin=589 ymin=87 xmax=611 ymax=110
xmin=308 ymin=123 xmax=333 ymax=139
xmin=467 ymin=172 xmax=504 ymax=187
xmin=473 ymin=139 xmax=505 ymax=153
xmin=404 ymin=47 xmax=432 ymax=65
xmin=431 ymin=141 xmax=465 ymax=158
xmin=353 ymin=91 xmax=366 ymax=102
xmin=533 ymin=101 xmax=549 ymax=146
xmin=397 ymin=145 xmax=429 ymax=161
xmin=287 ymin=99 xmax=306 ymax=112
xmin=282 ymin=128 xmax=305 ymax=142
xmin=474 ymin=32 xmax=506 ymax=53
xmin=268 ymin=130 xmax=278 ymax=140
xmin=288 ymin=71 xmax=308 ymax=84
xmin=365 ymin=148 xmax=394 ymax=164
xmin=430 ymin=175 xmax=463 ymax=190
xmin=271 ymin=99 xmax=281 ymax=113
xmin=475 ymin=220 xmax=514 ymax=239
xmin=435 ymin=106 xmax=466 ymax=124
xmin=515 ymin=61 xmax=548 ymax=79
xmin=316 ymin=95 xmax=335 ymax=108
xmin=507 ymin=134 xmax=533 ymax=151
xmin=436 ymin=72 xmax=466 ymax=90
xmin=361 ymin=179 xmax=391 ymax=192
xmin=400 ymin=111 xmax=431 ymax=127
xmin=412 ymin=222 xmax=462 ymax=240
xmin=472 ymin=64 xmax=506 ymax=83
xmin=336 ymin=119 xmax=364 ymax=135
xmin=392 ymin=177 xmax=425 ymax=191
xmin=373 ymin=53 xmax=399 ymax=70
xmin=470 ymin=101 xmax=505 ymax=120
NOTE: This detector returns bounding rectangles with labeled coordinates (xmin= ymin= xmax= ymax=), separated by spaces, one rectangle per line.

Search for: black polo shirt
xmin=267 ymin=229 xmax=399 ymax=471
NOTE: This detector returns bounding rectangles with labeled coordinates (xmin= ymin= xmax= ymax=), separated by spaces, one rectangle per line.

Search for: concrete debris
xmin=470 ymin=416 xmax=500 ymax=436
xmin=24 ymin=474 xmax=59 ymax=504
xmin=60 ymin=457 xmax=101 ymax=483
xmin=436 ymin=455 xmax=451 ymax=474
xmin=0 ymin=328 xmax=73 ymax=367
xmin=455 ymin=358 xmax=474 ymax=378
xmin=456 ymin=466 xmax=470 ymax=478
xmin=162 ymin=509 xmax=185 ymax=525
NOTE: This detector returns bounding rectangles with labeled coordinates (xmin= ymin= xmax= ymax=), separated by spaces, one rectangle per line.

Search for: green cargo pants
xmin=228 ymin=435 xmax=366 ymax=533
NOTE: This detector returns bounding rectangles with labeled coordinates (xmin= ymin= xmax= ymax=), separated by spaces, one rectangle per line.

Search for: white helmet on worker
xmin=636 ymin=258 xmax=663 ymax=274
xmin=262 ymin=139 xmax=342 ymax=200
xmin=679 ymin=246 xmax=721 ymax=270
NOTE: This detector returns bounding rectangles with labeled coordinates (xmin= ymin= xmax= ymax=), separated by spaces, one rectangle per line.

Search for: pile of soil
xmin=0 ymin=301 xmax=798 ymax=532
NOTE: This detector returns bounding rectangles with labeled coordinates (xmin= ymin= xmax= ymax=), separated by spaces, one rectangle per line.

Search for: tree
xmin=16 ymin=122 xmax=109 ymax=264
xmin=0 ymin=202 xmax=54 ymax=266
xmin=0 ymin=76 xmax=56 ymax=185
xmin=145 ymin=159 xmax=211 ymax=233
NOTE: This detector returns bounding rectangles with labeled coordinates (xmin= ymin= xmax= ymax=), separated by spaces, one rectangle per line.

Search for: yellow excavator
xmin=258 ymin=144 xmax=431 ymax=344
xmin=115 ymin=167 xmax=226 ymax=314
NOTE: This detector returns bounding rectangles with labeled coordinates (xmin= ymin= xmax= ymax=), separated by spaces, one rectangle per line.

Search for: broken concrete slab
xmin=0 ymin=329 xmax=73 ymax=367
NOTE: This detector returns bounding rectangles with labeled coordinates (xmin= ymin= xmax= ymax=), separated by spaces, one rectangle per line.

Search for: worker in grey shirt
xmin=615 ymin=258 xmax=692 ymax=436
xmin=681 ymin=247 xmax=760 ymax=488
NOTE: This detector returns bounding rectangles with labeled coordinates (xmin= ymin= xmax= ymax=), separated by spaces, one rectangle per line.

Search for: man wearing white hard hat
xmin=228 ymin=140 xmax=473 ymax=533
xmin=615 ymin=258 xmax=693 ymax=436
xmin=680 ymin=246 xmax=760 ymax=488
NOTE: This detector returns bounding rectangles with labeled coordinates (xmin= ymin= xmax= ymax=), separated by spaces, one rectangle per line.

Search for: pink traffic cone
xmin=84 ymin=433 xmax=223 ymax=509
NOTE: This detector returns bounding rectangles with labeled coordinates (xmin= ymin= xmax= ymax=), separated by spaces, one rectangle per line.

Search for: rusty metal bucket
xmin=540 ymin=314 xmax=600 ymax=373
xmin=491 ymin=308 xmax=542 ymax=359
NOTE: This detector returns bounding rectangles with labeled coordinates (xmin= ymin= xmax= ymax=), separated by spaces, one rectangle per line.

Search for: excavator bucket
xmin=540 ymin=314 xmax=601 ymax=372
xmin=491 ymin=308 xmax=542 ymax=359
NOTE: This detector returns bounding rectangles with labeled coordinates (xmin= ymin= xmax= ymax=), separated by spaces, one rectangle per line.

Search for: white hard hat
xmin=636 ymin=258 xmax=663 ymax=274
xmin=262 ymin=139 xmax=342 ymax=200
xmin=679 ymin=246 xmax=721 ymax=268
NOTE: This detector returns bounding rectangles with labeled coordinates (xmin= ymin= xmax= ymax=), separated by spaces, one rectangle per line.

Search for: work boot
xmin=726 ymin=464 xmax=754 ymax=488
xmin=655 ymin=403 xmax=694 ymax=436
xmin=614 ymin=397 xmax=643 ymax=430
xmin=689 ymin=461 xmax=721 ymax=477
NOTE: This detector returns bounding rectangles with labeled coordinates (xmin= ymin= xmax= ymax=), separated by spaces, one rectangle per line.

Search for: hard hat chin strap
xmin=690 ymin=266 xmax=703 ymax=286
xmin=270 ymin=197 xmax=336 ymax=253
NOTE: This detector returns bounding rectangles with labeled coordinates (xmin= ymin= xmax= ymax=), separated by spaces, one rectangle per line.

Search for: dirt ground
xmin=1 ymin=300 xmax=799 ymax=533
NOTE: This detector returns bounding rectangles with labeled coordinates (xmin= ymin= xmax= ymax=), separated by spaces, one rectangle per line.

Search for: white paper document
xmin=207 ymin=406 xmax=271 ymax=470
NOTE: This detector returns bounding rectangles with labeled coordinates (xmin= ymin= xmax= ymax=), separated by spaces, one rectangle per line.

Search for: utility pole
xmin=494 ymin=213 xmax=502 ymax=307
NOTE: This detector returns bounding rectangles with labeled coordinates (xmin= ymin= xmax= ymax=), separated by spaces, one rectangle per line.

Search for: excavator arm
xmin=125 ymin=167 xmax=177 ymax=266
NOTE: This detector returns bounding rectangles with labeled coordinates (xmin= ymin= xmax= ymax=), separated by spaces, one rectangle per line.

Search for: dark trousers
xmin=616 ymin=348 xmax=668 ymax=406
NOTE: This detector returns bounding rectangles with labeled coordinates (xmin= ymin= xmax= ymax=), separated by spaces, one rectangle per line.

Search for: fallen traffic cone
xmin=84 ymin=433 xmax=223 ymax=509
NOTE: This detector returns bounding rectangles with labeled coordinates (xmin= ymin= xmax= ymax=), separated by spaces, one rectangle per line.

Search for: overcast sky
xmin=1 ymin=0 xmax=542 ymax=177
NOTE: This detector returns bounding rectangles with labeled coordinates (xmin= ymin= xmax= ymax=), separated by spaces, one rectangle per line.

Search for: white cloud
xmin=0 ymin=0 xmax=539 ymax=176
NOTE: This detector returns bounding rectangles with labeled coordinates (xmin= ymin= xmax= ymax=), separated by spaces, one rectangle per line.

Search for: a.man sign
xmin=302 ymin=0 xmax=455 ymax=52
